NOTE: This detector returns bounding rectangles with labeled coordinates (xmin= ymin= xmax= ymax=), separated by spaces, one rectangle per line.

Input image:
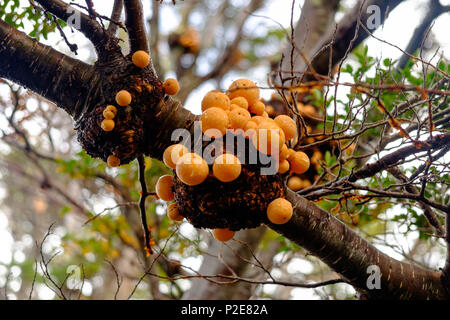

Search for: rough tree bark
xmin=280 ymin=0 xmax=340 ymax=78
xmin=269 ymin=190 xmax=447 ymax=299
xmin=0 ymin=0 xmax=449 ymax=299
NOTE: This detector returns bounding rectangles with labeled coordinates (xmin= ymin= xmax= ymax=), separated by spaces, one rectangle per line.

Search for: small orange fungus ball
xmin=230 ymin=97 xmax=248 ymax=110
xmin=163 ymin=78 xmax=180 ymax=95
xmin=228 ymin=79 xmax=260 ymax=105
xmin=101 ymin=119 xmax=115 ymax=131
xmin=201 ymin=91 xmax=231 ymax=112
xmin=132 ymin=50 xmax=150 ymax=68
xmin=251 ymin=125 xmax=285 ymax=155
xmin=261 ymin=121 xmax=285 ymax=141
xmin=116 ymin=90 xmax=132 ymax=106
xmin=244 ymin=120 xmax=257 ymax=138
xmin=163 ymin=144 xmax=189 ymax=169
xmin=230 ymin=104 xmax=241 ymax=111
xmin=279 ymin=144 xmax=289 ymax=161
xmin=103 ymin=108 xmax=115 ymax=120
xmin=249 ymin=101 xmax=265 ymax=116
xmin=156 ymin=175 xmax=175 ymax=201
xmin=274 ymin=115 xmax=297 ymax=141
xmin=244 ymin=120 xmax=257 ymax=131
xmin=287 ymin=176 xmax=302 ymax=191
xmin=298 ymin=104 xmax=318 ymax=118
xmin=266 ymin=105 xmax=275 ymax=116
xmin=278 ymin=159 xmax=290 ymax=174
xmin=267 ymin=198 xmax=293 ymax=225
xmin=105 ymin=105 xmax=117 ymax=116
xmin=287 ymin=148 xmax=296 ymax=160
xmin=310 ymin=150 xmax=323 ymax=165
xmin=229 ymin=107 xmax=251 ymax=130
xmin=167 ymin=203 xmax=184 ymax=222
xmin=213 ymin=153 xmax=242 ymax=183
xmin=212 ymin=228 xmax=235 ymax=242
xmin=176 ymin=153 xmax=209 ymax=186
xmin=200 ymin=107 xmax=229 ymax=138
xmin=302 ymin=179 xmax=312 ymax=189
xmin=179 ymin=27 xmax=200 ymax=53
xmin=251 ymin=116 xmax=266 ymax=125
xmin=289 ymin=151 xmax=310 ymax=174
xmin=287 ymin=177 xmax=312 ymax=191
xmin=107 ymin=155 xmax=120 ymax=167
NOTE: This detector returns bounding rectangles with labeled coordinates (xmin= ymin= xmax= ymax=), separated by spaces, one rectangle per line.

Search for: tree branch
xmin=34 ymin=0 xmax=118 ymax=58
xmin=279 ymin=0 xmax=341 ymax=81
xmin=305 ymin=132 xmax=450 ymax=200
xmin=268 ymin=189 xmax=447 ymax=299
xmin=137 ymin=155 xmax=153 ymax=256
xmin=124 ymin=0 xmax=149 ymax=53
xmin=108 ymin=0 xmax=124 ymax=35
xmin=387 ymin=166 xmax=445 ymax=235
xmin=0 ymin=19 xmax=95 ymax=118
xmin=348 ymin=132 xmax=450 ymax=182
xmin=283 ymin=0 xmax=405 ymax=81
xmin=397 ymin=0 xmax=448 ymax=70
xmin=148 ymin=0 xmax=162 ymax=76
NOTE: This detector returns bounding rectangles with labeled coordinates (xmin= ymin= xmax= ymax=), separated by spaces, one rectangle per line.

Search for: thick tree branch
xmin=268 ymin=189 xmax=447 ymax=299
xmin=279 ymin=0 xmax=340 ymax=80
xmin=0 ymin=19 xmax=95 ymax=118
xmin=124 ymin=0 xmax=149 ymax=53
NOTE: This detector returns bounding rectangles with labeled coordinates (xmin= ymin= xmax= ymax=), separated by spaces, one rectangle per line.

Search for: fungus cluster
xmin=93 ymin=51 xmax=312 ymax=245
xmin=154 ymin=79 xmax=311 ymax=243
xmin=96 ymin=50 xmax=181 ymax=168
